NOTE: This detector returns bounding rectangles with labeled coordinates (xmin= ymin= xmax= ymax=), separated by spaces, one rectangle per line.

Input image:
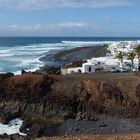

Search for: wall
xmin=68 ymin=67 xmax=82 ymax=74
xmin=61 ymin=65 xmax=96 ymax=75
xmin=61 ymin=67 xmax=82 ymax=75
xmin=61 ymin=68 xmax=68 ymax=75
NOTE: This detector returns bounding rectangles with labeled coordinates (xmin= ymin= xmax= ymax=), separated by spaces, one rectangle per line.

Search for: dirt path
xmin=35 ymin=133 xmax=140 ymax=140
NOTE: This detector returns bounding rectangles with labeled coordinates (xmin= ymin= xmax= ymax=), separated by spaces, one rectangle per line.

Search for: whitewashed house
xmin=61 ymin=61 xmax=96 ymax=75
xmin=82 ymin=62 xmax=95 ymax=73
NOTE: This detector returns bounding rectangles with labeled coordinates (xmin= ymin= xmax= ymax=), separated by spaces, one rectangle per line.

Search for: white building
xmin=82 ymin=62 xmax=95 ymax=73
xmin=61 ymin=61 xmax=95 ymax=75
xmin=108 ymin=41 xmax=140 ymax=55
xmin=67 ymin=67 xmax=82 ymax=74
xmin=61 ymin=41 xmax=140 ymax=75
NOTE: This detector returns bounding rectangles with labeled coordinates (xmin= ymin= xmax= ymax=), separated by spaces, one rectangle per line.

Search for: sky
xmin=0 ymin=0 xmax=140 ymax=37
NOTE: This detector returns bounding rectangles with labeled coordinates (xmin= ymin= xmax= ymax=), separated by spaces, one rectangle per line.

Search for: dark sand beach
xmin=40 ymin=45 xmax=107 ymax=65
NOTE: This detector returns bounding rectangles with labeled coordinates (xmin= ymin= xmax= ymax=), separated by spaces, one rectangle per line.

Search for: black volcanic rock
xmin=0 ymin=73 xmax=140 ymax=138
xmin=54 ymin=46 xmax=107 ymax=63
xmin=0 ymin=73 xmax=140 ymax=121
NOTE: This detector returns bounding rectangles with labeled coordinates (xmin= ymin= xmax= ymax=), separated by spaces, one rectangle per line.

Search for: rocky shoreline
xmin=39 ymin=45 xmax=107 ymax=65
xmin=0 ymin=72 xmax=140 ymax=139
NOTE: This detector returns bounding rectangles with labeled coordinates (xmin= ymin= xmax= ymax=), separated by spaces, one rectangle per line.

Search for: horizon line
xmin=0 ymin=36 xmax=140 ymax=38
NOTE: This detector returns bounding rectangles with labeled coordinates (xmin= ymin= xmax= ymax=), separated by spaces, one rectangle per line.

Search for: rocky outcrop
xmin=0 ymin=73 xmax=53 ymax=123
xmin=0 ymin=73 xmax=140 ymax=138
xmin=53 ymin=46 xmax=107 ymax=62
xmin=0 ymin=73 xmax=140 ymax=120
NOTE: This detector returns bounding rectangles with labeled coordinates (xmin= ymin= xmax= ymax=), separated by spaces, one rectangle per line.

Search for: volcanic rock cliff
xmin=0 ymin=72 xmax=140 ymax=138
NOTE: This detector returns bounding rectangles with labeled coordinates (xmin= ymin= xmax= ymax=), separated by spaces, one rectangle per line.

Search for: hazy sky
xmin=0 ymin=0 xmax=140 ymax=37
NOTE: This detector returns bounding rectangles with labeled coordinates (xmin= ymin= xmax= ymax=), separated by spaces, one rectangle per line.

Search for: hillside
xmin=0 ymin=72 xmax=140 ymax=139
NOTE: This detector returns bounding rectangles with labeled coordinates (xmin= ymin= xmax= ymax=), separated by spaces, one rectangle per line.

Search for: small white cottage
xmin=61 ymin=61 xmax=96 ymax=75
xmin=82 ymin=62 xmax=95 ymax=73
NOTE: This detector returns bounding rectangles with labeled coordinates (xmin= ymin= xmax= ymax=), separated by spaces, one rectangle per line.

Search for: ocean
xmin=0 ymin=37 xmax=140 ymax=74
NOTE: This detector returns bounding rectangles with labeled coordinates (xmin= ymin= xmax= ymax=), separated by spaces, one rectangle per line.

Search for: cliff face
xmin=0 ymin=73 xmax=140 ymax=124
xmin=0 ymin=73 xmax=53 ymax=123
xmin=52 ymin=76 xmax=140 ymax=119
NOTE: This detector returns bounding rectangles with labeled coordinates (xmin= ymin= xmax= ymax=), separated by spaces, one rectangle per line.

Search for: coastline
xmin=0 ymin=39 xmax=140 ymax=139
xmin=39 ymin=45 xmax=107 ymax=65
xmin=0 ymin=37 xmax=140 ymax=74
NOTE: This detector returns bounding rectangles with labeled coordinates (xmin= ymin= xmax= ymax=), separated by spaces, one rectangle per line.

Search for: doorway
xmin=88 ymin=66 xmax=91 ymax=72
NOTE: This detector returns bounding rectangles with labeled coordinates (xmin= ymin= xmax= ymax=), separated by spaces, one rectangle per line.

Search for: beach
xmin=40 ymin=45 xmax=107 ymax=65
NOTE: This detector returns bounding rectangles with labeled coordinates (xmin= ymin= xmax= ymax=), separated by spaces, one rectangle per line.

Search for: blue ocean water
xmin=0 ymin=37 xmax=140 ymax=74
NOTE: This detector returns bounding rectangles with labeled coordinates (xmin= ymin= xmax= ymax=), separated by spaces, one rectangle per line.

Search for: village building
xmin=82 ymin=62 xmax=95 ymax=73
xmin=61 ymin=41 xmax=140 ymax=75
xmin=61 ymin=60 xmax=96 ymax=75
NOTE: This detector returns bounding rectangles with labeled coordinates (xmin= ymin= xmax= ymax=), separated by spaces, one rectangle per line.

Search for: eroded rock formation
xmin=0 ymin=73 xmax=140 ymax=138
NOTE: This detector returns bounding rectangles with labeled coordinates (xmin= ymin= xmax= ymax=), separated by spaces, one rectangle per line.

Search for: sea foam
xmin=0 ymin=42 xmax=65 ymax=74
xmin=61 ymin=40 xmax=115 ymax=45
xmin=0 ymin=118 xmax=26 ymax=136
xmin=0 ymin=38 xmax=140 ymax=74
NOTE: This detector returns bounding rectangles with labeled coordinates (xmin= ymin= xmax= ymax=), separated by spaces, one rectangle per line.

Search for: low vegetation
xmin=39 ymin=65 xmax=61 ymax=75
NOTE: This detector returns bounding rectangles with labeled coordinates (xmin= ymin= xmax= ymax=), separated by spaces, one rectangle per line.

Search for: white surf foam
xmin=1 ymin=40 xmax=132 ymax=74
xmin=0 ymin=53 xmax=14 ymax=57
xmin=61 ymin=41 xmax=115 ymax=45
xmin=0 ymin=118 xmax=26 ymax=136
xmin=0 ymin=50 xmax=11 ymax=53
xmin=16 ymin=57 xmax=42 ymax=67
xmin=0 ymin=49 xmax=14 ymax=57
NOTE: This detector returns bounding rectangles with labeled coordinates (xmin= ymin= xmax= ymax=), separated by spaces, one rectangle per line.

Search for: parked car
xmin=132 ymin=68 xmax=139 ymax=72
xmin=111 ymin=68 xmax=118 ymax=72
xmin=117 ymin=68 xmax=129 ymax=72
xmin=111 ymin=67 xmax=129 ymax=73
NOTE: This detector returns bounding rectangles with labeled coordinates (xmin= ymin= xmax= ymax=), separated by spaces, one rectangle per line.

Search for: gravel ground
xmin=56 ymin=117 xmax=140 ymax=136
